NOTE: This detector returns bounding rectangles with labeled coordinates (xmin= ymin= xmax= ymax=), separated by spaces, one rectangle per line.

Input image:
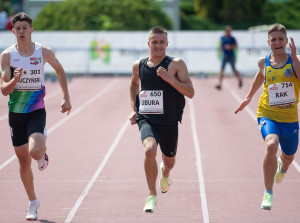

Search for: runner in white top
xmin=0 ymin=12 xmax=71 ymax=221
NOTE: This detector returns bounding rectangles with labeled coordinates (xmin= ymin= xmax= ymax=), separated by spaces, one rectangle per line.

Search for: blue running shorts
xmin=258 ymin=117 xmax=299 ymax=155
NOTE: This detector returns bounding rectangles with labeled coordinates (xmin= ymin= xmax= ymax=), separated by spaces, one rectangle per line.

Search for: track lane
xmin=193 ymin=77 xmax=300 ymax=223
xmin=0 ymin=77 xmax=122 ymax=222
xmin=1 ymin=77 xmax=300 ymax=223
xmin=67 ymin=78 xmax=203 ymax=223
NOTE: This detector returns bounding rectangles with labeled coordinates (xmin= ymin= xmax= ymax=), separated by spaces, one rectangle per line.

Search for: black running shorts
xmin=138 ymin=119 xmax=178 ymax=157
xmin=9 ymin=108 xmax=46 ymax=147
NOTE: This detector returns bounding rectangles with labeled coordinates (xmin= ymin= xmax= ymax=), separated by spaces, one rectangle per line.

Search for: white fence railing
xmin=0 ymin=30 xmax=299 ymax=75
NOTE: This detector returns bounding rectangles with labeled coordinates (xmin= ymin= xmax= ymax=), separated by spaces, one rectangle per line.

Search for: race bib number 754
xmin=268 ymin=82 xmax=296 ymax=106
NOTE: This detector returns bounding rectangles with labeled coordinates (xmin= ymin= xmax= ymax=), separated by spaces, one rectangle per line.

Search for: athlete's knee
xmin=266 ymin=143 xmax=278 ymax=155
xmin=17 ymin=155 xmax=32 ymax=171
xmin=265 ymin=136 xmax=279 ymax=155
xmin=145 ymin=146 xmax=157 ymax=159
xmin=143 ymin=139 xmax=157 ymax=159
xmin=29 ymin=133 xmax=46 ymax=160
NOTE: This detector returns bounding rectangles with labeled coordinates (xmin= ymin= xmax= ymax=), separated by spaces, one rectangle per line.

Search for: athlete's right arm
xmin=0 ymin=49 xmax=22 ymax=96
xmin=129 ymin=60 xmax=140 ymax=125
xmin=235 ymin=57 xmax=265 ymax=114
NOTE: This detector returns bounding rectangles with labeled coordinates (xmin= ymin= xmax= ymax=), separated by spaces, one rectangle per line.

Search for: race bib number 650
xmin=139 ymin=90 xmax=163 ymax=114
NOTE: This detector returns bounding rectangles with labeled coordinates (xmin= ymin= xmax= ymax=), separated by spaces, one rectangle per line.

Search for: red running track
xmin=0 ymin=76 xmax=299 ymax=223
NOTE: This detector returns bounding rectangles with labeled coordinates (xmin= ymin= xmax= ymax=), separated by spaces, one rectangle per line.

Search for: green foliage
xmin=264 ymin=0 xmax=300 ymax=29
xmin=0 ymin=0 xmax=12 ymax=13
xmin=191 ymin=0 xmax=300 ymax=30
xmin=198 ymin=0 xmax=267 ymax=29
xmin=33 ymin=0 xmax=300 ymax=31
xmin=180 ymin=0 xmax=222 ymax=30
xmin=33 ymin=0 xmax=172 ymax=31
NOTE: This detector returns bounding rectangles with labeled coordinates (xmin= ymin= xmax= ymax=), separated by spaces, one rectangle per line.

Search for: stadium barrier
xmin=0 ymin=30 xmax=299 ymax=76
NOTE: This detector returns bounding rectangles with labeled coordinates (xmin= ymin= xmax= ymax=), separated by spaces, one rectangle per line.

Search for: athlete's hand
xmin=235 ymin=98 xmax=251 ymax=114
xmin=129 ymin=111 xmax=137 ymax=125
xmin=61 ymin=98 xmax=72 ymax=115
xmin=13 ymin=68 xmax=23 ymax=82
xmin=224 ymin=44 xmax=232 ymax=50
xmin=157 ymin=66 xmax=173 ymax=83
xmin=289 ymin=37 xmax=297 ymax=59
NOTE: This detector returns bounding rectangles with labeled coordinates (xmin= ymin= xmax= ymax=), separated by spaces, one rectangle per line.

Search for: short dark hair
xmin=12 ymin=12 xmax=32 ymax=27
xmin=149 ymin=26 xmax=168 ymax=36
xmin=225 ymin=25 xmax=232 ymax=31
xmin=268 ymin=23 xmax=287 ymax=37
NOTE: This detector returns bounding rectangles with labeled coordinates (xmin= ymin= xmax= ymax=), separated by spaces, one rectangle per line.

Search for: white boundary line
xmin=0 ymin=78 xmax=118 ymax=171
xmin=64 ymin=117 xmax=130 ymax=223
xmin=0 ymin=113 xmax=8 ymax=121
xmin=189 ymin=98 xmax=209 ymax=223
xmin=0 ymin=155 xmax=16 ymax=171
xmin=224 ymin=81 xmax=300 ymax=174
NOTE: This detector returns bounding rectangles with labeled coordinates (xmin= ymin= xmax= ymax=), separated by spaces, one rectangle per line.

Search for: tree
xmin=193 ymin=0 xmax=267 ymax=29
xmin=33 ymin=0 xmax=172 ymax=31
xmin=180 ymin=0 xmax=222 ymax=30
xmin=264 ymin=0 xmax=300 ymax=29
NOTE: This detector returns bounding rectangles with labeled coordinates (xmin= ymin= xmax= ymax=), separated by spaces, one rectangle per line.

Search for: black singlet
xmin=136 ymin=56 xmax=185 ymax=126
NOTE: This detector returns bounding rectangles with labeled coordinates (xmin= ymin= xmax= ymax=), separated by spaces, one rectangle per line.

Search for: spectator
xmin=0 ymin=8 xmax=8 ymax=30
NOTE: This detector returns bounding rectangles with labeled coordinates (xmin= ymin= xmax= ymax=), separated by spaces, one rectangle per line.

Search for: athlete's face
xmin=148 ymin=33 xmax=168 ymax=57
xmin=12 ymin=21 xmax=33 ymax=41
xmin=225 ymin=28 xmax=231 ymax=37
xmin=268 ymin=31 xmax=288 ymax=54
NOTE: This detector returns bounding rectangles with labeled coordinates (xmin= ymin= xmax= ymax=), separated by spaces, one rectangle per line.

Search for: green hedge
xmin=33 ymin=0 xmax=172 ymax=31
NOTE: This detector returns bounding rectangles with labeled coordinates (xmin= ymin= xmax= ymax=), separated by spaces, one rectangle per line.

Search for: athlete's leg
xmin=143 ymin=137 xmax=158 ymax=196
xmin=278 ymin=121 xmax=299 ymax=172
xmin=28 ymin=133 xmax=46 ymax=160
xmin=263 ymin=134 xmax=279 ymax=190
xmin=14 ymin=144 xmax=37 ymax=201
xmin=161 ymin=154 xmax=175 ymax=178
xmin=229 ymin=58 xmax=242 ymax=86
xmin=216 ymin=69 xmax=225 ymax=89
xmin=280 ymin=153 xmax=294 ymax=172
xmin=216 ymin=57 xmax=226 ymax=89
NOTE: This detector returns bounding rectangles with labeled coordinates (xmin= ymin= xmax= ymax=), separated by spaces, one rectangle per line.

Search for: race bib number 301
xmin=139 ymin=90 xmax=163 ymax=114
xmin=268 ymin=82 xmax=296 ymax=106
xmin=15 ymin=69 xmax=42 ymax=91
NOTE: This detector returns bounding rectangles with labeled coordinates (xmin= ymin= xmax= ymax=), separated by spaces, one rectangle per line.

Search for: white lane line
xmin=47 ymin=78 xmax=118 ymax=134
xmin=0 ymin=155 xmax=16 ymax=171
xmin=189 ymin=98 xmax=209 ymax=223
xmin=224 ymin=81 xmax=300 ymax=174
xmin=0 ymin=78 xmax=118 ymax=171
xmin=64 ymin=117 xmax=130 ymax=223
xmin=0 ymin=113 xmax=8 ymax=121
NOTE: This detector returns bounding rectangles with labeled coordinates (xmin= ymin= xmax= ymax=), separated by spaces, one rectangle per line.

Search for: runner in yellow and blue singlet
xmin=258 ymin=53 xmax=300 ymax=156
xmin=235 ymin=23 xmax=300 ymax=211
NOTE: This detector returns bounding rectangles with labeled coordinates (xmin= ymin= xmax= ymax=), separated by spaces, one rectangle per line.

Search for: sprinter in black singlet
xmin=130 ymin=26 xmax=194 ymax=213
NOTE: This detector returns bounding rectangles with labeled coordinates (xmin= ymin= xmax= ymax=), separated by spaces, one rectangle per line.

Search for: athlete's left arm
xmin=43 ymin=46 xmax=72 ymax=115
xmin=157 ymin=58 xmax=194 ymax=98
xmin=289 ymin=37 xmax=300 ymax=80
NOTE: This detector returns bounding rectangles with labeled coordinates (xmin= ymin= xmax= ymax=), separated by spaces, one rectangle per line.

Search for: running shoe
xmin=239 ymin=80 xmax=243 ymax=88
xmin=260 ymin=193 xmax=272 ymax=210
xmin=159 ymin=162 xmax=172 ymax=193
xmin=143 ymin=195 xmax=157 ymax=213
xmin=215 ymin=85 xmax=221 ymax=90
xmin=38 ymin=153 xmax=49 ymax=171
xmin=26 ymin=199 xmax=40 ymax=220
xmin=274 ymin=157 xmax=285 ymax=184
